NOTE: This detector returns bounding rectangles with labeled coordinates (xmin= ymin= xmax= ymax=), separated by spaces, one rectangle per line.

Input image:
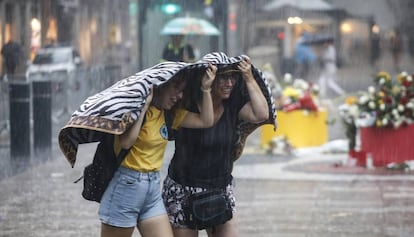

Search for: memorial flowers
xmin=339 ymin=71 xmax=414 ymax=151
xmin=356 ymin=71 xmax=414 ymax=128
xmin=278 ymin=73 xmax=321 ymax=112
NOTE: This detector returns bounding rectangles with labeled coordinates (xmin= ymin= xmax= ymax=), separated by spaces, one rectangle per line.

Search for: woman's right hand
xmin=201 ymin=64 xmax=217 ymax=90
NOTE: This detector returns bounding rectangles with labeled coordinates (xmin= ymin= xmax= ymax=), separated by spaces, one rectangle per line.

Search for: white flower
xmin=358 ymin=95 xmax=369 ymax=104
xmin=407 ymin=75 xmax=412 ymax=82
xmin=349 ymin=105 xmax=359 ymax=118
xmin=393 ymin=118 xmax=403 ymax=128
xmin=382 ymin=118 xmax=388 ymax=126
xmin=293 ymin=79 xmax=309 ymax=90
xmin=379 ymin=77 xmax=386 ymax=85
xmin=368 ymin=86 xmax=376 ymax=94
xmin=380 ymin=103 xmax=386 ymax=111
xmin=398 ymin=104 xmax=405 ymax=112
xmin=406 ymin=101 xmax=414 ymax=109
xmin=284 ymin=73 xmax=293 ymax=84
xmin=392 ymin=109 xmax=399 ymax=116
xmin=368 ymin=101 xmax=376 ymax=109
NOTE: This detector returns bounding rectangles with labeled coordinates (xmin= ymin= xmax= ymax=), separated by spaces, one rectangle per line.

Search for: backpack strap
xmin=116 ymin=148 xmax=129 ymax=165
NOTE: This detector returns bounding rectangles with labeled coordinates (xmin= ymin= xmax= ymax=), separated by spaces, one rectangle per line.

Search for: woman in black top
xmin=162 ymin=55 xmax=269 ymax=237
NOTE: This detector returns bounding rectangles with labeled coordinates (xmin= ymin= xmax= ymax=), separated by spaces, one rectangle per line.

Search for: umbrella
xmin=302 ymin=34 xmax=334 ymax=45
xmin=58 ymin=52 xmax=275 ymax=167
xmin=160 ymin=17 xmax=220 ymax=36
xmin=263 ymin=0 xmax=334 ymax=11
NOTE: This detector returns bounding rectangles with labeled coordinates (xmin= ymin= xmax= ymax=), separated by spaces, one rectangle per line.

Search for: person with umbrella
xmin=294 ymin=33 xmax=316 ymax=80
xmin=160 ymin=17 xmax=220 ymax=63
xmin=161 ymin=34 xmax=195 ymax=63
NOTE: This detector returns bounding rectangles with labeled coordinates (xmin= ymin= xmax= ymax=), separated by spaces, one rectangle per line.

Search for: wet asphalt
xmin=1 ymin=133 xmax=414 ymax=237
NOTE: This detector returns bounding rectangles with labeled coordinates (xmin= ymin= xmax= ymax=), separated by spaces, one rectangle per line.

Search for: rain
xmin=1 ymin=0 xmax=414 ymax=236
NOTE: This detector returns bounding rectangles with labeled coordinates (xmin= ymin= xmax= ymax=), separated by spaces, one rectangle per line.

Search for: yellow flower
xmin=376 ymin=119 xmax=382 ymax=127
xmin=345 ymin=96 xmax=357 ymax=105
xmin=377 ymin=91 xmax=385 ymax=98
xmin=282 ymin=86 xmax=299 ymax=99
xmin=392 ymin=85 xmax=400 ymax=94
xmin=377 ymin=71 xmax=390 ymax=81
xmin=397 ymin=73 xmax=405 ymax=83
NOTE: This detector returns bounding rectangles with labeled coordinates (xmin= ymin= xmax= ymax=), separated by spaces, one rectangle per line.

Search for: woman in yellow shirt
xmin=99 ymin=64 xmax=217 ymax=237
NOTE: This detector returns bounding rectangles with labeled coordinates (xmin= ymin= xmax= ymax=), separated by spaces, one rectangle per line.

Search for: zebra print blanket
xmin=59 ymin=52 xmax=276 ymax=167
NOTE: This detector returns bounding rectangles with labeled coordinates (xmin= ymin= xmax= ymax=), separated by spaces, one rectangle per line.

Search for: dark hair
xmin=182 ymin=65 xmax=244 ymax=110
xmin=180 ymin=68 xmax=204 ymax=109
xmin=154 ymin=70 xmax=187 ymax=94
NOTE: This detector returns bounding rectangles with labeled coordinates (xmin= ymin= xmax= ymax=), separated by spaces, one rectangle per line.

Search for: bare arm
xmin=238 ymin=56 xmax=269 ymax=123
xmin=181 ymin=64 xmax=217 ymax=128
xmin=119 ymin=89 xmax=153 ymax=149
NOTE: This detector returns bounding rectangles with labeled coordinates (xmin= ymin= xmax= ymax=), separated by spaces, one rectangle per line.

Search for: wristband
xmin=200 ymin=87 xmax=211 ymax=93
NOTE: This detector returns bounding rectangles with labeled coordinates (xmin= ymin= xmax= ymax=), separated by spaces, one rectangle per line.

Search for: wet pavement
xmin=1 ymin=136 xmax=414 ymax=237
xmin=1 ymin=51 xmax=414 ymax=236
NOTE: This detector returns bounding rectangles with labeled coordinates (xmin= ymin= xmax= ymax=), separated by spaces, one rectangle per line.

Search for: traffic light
xmin=161 ymin=3 xmax=181 ymax=15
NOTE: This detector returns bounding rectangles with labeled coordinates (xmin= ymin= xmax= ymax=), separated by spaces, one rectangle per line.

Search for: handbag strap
xmin=73 ymin=138 xmax=130 ymax=184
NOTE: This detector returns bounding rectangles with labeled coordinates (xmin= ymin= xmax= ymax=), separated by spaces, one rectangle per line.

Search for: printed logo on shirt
xmin=160 ymin=124 xmax=168 ymax=140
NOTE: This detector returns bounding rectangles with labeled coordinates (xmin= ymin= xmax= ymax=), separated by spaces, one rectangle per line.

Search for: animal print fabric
xmin=59 ymin=52 xmax=276 ymax=167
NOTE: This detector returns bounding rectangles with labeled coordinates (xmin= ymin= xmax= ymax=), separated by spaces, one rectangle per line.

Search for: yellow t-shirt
xmin=115 ymin=106 xmax=187 ymax=172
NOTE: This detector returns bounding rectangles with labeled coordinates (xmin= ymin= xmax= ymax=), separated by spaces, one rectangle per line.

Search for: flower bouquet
xmin=339 ymin=71 xmax=414 ymax=166
xmin=356 ymin=71 xmax=414 ymax=128
xmin=278 ymin=73 xmax=321 ymax=113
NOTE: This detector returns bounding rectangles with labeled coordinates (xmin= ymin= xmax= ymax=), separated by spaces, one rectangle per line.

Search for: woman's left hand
xmin=238 ymin=56 xmax=254 ymax=82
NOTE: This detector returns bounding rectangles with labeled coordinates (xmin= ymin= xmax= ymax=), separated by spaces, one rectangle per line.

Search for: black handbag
xmin=183 ymin=189 xmax=233 ymax=230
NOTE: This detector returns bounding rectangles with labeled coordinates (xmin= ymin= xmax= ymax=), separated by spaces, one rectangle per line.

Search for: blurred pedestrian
xmin=317 ymin=38 xmax=345 ymax=98
xmin=408 ymin=35 xmax=414 ymax=63
xmin=294 ymin=34 xmax=316 ymax=80
xmin=162 ymin=54 xmax=272 ymax=236
xmin=161 ymin=34 xmax=195 ymax=62
xmin=390 ymin=28 xmax=404 ymax=72
xmin=370 ymin=32 xmax=381 ymax=70
xmin=1 ymin=39 xmax=23 ymax=75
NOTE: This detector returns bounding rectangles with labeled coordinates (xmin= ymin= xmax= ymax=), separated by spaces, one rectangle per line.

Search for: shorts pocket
xmin=112 ymin=174 xmax=140 ymax=209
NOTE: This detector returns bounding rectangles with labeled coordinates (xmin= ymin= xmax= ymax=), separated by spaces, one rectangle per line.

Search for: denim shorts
xmin=99 ymin=166 xmax=166 ymax=227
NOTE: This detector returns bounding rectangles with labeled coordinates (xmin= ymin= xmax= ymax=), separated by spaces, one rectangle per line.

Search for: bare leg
xmin=173 ymin=227 xmax=199 ymax=237
xmin=206 ymin=216 xmax=238 ymax=237
xmin=327 ymin=78 xmax=345 ymax=96
xmin=101 ymin=223 xmax=134 ymax=237
xmin=138 ymin=214 xmax=174 ymax=237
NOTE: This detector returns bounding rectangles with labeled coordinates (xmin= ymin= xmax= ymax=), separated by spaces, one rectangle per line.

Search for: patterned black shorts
xmin=162 ymin=175 xmax=236 ymax=229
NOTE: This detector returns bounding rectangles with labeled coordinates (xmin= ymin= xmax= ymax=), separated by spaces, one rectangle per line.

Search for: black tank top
xmin=168 ymin=94 xmax=247 ymax=189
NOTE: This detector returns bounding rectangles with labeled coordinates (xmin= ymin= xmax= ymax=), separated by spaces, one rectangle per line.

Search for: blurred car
xmin=26 ymin=46 xmax=83 ymax=80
